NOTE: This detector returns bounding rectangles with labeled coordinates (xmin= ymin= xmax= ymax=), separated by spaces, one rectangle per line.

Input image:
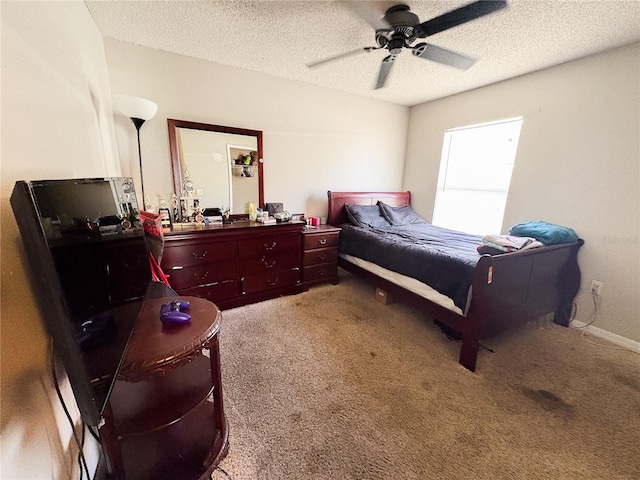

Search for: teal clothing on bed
xmin=508 ymin=221 xmax=579 ymax=245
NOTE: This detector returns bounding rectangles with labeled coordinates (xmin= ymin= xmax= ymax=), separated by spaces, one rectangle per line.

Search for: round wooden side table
xmin=99 ymin=296 xmax=228 ymax=480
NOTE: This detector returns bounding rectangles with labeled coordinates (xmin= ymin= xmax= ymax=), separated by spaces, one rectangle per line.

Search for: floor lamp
xmin=114 ymin=95 xmax=158 ymax=210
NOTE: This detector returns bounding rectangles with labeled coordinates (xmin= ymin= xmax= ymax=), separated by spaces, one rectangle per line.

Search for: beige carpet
xmin=214 ymin=270 xmax=639 ymax=480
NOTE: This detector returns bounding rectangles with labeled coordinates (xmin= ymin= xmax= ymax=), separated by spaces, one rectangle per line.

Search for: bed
xmin=327 ymin=191 xmax=583 ymax=371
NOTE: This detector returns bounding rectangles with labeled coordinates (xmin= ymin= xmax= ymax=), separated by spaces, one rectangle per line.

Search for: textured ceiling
xmin=86 ymin=1 xmax=640 ymax=106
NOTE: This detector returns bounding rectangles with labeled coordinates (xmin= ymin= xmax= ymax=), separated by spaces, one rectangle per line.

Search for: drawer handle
xmin=266 ymin=277 xmax=279 ymax=286
xmin=261 ymin=257 xmax=277 ymax=269
xmin=318 ymin=238 xmax=327 ymax=245
xmin=192 ymin=251 xmax=208 ymax=259
xmin=193 ymin=271 xmax=209 ymax=281
xmin=317 ymin=254 xmax=327 ymax=261
xmin=264 ymin=241 xmax=277 ymax=250
xmin=203 ymin=279 xmax=232 ymax=290
xmin=318 ymin=269 xmax=326 ymax=277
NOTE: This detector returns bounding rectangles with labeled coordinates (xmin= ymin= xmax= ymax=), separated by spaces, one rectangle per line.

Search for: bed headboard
xmin=327 ymin=191 xmax=411 ymax=226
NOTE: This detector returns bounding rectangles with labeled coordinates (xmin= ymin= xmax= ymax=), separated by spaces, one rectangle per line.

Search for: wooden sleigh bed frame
xmin=327 ymin=191 xmax=583 ymax=371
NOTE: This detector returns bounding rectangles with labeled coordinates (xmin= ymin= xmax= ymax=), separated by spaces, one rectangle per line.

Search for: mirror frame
xmin=167 ymin=119 xmax=264 ymax=220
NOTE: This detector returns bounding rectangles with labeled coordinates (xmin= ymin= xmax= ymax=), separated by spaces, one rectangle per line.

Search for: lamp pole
xmin=131 ymin=117 xmax=146 ymax=208
xmin=114 ymin=95 xmax=157 ymax=212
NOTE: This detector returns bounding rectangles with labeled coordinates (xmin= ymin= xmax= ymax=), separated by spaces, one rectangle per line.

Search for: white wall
xmin=404 ymin=43 xmax=640 ymax=343
xmin=1 ymin=2 xmax=119 ymax=478
xmin=104 ymin=40 xmax=409 ymax=217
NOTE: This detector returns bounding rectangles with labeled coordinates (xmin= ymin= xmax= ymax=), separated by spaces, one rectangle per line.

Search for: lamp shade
xmin=114 ymin=95 xmax=158 ymax=121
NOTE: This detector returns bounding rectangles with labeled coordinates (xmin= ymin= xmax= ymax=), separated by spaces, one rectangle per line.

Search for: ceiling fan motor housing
xmin=377 ymin=4 xmax=420 ymax=51
xmin=386 ymin=6 xmax=418 ymax=29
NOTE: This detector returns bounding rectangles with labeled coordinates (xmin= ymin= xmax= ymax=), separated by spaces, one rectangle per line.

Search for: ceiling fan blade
xmin=306 ymin=47 xmax=372 ymax=68
xmin=375 ymin=55 xmax=396 ymax=90
xmin=412 ymin=43 xmax=475 ymax=70
xmin=414 ymin=0 xmax=507 ymax=38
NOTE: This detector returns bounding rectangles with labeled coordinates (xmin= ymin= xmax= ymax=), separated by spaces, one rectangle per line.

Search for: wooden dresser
xmin=161 ymin=220 xmax=305 ymax=309
xmin=301 ymin=224 xmax=341 ymax=289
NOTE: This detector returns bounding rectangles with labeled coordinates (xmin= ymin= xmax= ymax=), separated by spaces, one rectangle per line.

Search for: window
xmin=432 ymin=117 xmax=523 ymax=234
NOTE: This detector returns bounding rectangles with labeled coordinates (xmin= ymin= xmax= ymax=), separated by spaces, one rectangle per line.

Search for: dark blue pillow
xmin=508 ymin=221 xmax=579 ymax=245
xmin=378 ymin=202 xmax=426 ymax=225
xmin=344 ymin=204 xmax=390 ymax=228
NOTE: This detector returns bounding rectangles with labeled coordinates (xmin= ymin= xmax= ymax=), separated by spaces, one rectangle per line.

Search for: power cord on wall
xmin=570 ymin=288 xmax=599 ymax=330
xmin=49 ymin=339 xmax=91 ymax=480
xmin=570 ymin=289 xmax=640 ymax=356
xmin=213 ymin=466 xmax=233 ymax=479
xmin=87 ymin=424 xmax=101 ymax=443
xmin=78 ymin=421 xmax=86 ymax=478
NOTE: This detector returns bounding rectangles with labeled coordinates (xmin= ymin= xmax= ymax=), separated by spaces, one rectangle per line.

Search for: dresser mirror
xmin=168 ymin=119 xmax=264 ymax=222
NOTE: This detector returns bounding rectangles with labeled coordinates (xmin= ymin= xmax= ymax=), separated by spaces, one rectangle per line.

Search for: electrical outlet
xmin=590 ymin=280 xmax=603 ymax=297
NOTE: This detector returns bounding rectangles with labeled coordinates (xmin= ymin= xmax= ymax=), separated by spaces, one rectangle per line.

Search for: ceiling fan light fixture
xmin=387 ymin=36 xmax=405 ymax=55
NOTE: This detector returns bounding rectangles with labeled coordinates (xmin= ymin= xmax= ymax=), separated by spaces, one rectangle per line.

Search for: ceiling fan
xmin=307 ymin=1 xmax=507 ymax=89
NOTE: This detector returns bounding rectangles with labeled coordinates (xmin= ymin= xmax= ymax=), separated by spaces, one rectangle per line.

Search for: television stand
xmin=98 ymin=297 xmax=228 ymax=480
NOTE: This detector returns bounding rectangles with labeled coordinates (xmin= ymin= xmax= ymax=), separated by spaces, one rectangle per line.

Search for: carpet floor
xmin=214 ymin=270 xmax=639 ymax=480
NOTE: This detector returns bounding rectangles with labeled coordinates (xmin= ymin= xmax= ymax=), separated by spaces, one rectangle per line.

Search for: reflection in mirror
xmin=168 ymin=119 xmax=264 ymax=222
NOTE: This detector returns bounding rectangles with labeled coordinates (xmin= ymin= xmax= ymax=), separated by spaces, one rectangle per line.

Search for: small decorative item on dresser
xmin=266 ymin=202 xmax=283 ymax=216
xmin=301 ymin=224 xmax=341 ymax=289
xmin=158 ymin=207 xmax=172 ymax=228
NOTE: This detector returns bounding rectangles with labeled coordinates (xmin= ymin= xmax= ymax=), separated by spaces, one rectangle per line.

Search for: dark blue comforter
xmin=339 ymin=223 xmax=483 ymax=310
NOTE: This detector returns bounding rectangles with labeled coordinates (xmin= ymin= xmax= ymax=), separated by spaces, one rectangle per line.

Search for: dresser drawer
xmin=238 ymin=251 xmax=300 ymax=276
xmin=302 ymin=231 xmax=339 ymax=250
xmin=242 ymin=268 xmax=301 ymax=295
xmin=166 ymin=261 xmax=237 ymax=290
xmin=238 ymin=233 xmax=300 ymax=258
xmin=177 ymin=280 xmax=239 ymax=304
xmin=162 ymin=240 xmax=237 ymax=268
xmin=303 ymin=264 xmax=338 ymax=283
xmin=302 ymin=247 xmax=338 ymax=267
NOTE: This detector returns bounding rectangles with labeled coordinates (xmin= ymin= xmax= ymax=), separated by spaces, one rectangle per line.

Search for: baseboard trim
xmin=570 ymin=321 xmax=640 ymax=353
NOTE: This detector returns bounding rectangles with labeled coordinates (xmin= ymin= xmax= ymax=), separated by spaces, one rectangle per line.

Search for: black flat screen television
xmin=11 ymin=177 xmax=153 ymax=426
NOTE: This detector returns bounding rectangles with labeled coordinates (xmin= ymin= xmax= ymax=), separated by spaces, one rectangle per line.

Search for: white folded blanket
xmin=482 ymin=234 xmax=543 ymax=252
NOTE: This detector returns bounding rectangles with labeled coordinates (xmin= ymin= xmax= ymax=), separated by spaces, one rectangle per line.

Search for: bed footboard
xmin=340 ymin=240 xmax=583 ymax=372
xmin=459 ymin=240 xmax=583 ymax=371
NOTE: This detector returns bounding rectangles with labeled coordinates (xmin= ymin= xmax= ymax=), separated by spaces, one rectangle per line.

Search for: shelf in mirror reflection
xmin=231 ymin=164 xmax=258 ymax=177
